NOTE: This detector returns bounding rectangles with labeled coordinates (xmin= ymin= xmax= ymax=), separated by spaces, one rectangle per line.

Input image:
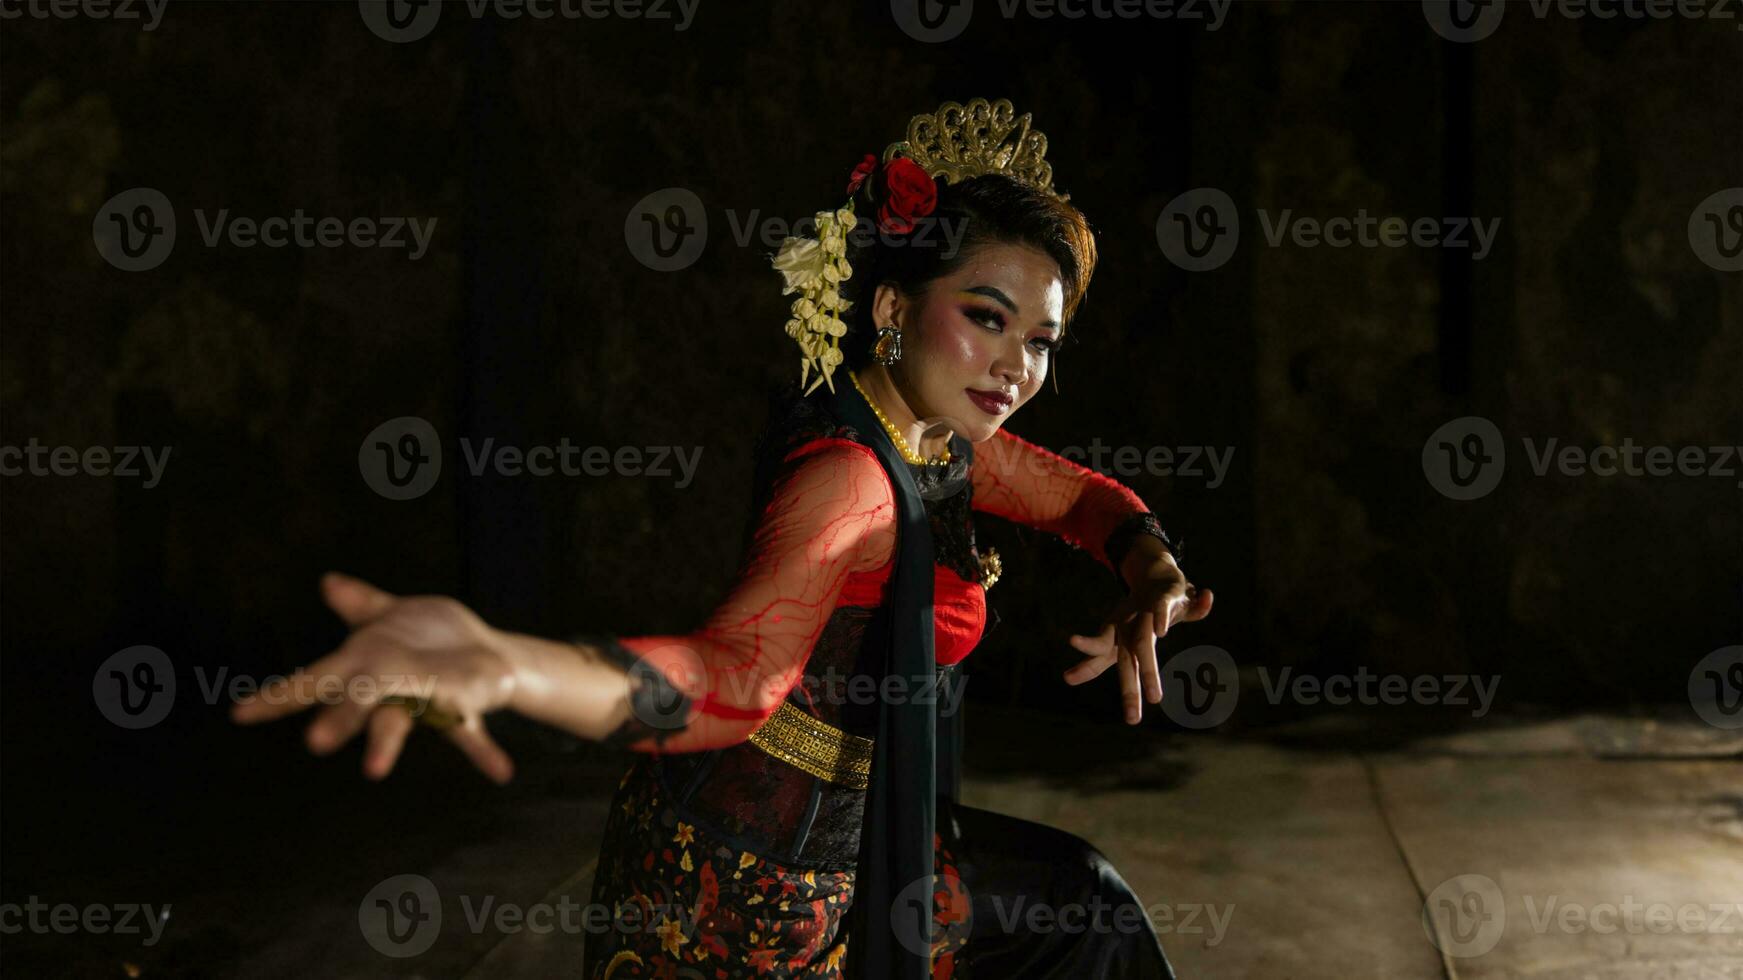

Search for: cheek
xmin=919 ymin=315 xmax=991 ymax=373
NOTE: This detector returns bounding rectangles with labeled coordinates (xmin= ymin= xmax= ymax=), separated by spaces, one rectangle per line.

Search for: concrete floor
xmin=17 ymin=708 xmax=1735 ymax=978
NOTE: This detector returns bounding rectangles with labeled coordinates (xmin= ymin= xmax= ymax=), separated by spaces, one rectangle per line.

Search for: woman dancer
xmin=233 ymin=97 xmax=1212 ymax=978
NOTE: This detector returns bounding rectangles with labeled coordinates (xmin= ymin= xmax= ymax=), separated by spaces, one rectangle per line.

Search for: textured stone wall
xmin=2 ymin=2 xmax=1736 ymax=729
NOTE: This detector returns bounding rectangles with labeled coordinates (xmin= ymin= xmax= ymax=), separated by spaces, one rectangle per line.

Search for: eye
xmin=967 ymin=305 xmax=1058 ymax=355
xmin=965 ymin=306 xmax=1005 ymax=330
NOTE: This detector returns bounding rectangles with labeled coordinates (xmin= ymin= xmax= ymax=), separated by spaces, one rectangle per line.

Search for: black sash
xmin=831 ymin=377 xmax=959 ymax=979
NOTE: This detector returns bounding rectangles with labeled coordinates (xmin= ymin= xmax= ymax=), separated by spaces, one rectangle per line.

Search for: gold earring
xmin=871 ymin=324 xmax=903 ymax=365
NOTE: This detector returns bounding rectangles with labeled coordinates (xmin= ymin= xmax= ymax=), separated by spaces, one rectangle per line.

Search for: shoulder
xmin=754 ymin=382 xmax=869 ymax=461
xmin=763 ymin=438 xmax=897 ymax=573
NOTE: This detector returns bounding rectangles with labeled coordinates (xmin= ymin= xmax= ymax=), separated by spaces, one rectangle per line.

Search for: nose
xmin=992 ymin=346 xmax=1028 ymax=387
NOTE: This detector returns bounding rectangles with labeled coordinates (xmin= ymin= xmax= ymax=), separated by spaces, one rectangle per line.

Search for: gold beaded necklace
xmin=847 ymin=369 xmax=952 ymax=468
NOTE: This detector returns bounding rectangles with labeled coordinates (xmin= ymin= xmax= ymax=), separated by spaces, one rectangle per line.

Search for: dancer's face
xmin=878 ymin=242 xmax=1066 ymax=444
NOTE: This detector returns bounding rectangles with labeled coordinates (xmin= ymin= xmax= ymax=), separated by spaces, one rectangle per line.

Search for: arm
xmin=970 ymin=428 xmax=1175 ymax=581
xmin=506 ymin=437 xmax=898 ymax=753
xmin=231 ymin=438 xmax=896 ymax=782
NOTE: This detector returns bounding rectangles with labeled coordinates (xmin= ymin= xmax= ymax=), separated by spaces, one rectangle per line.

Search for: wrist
xmin=1104 ymin=511 xmax=1182 ymax=591
xmin=486 ymin=628 xmax=549 ymax=715
xmin=1120 ymin=537 xmax=1178 ymax=589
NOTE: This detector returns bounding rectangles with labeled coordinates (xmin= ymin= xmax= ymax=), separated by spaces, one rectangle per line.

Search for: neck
xmin=856 ymin=364 xmax=952 ymax=459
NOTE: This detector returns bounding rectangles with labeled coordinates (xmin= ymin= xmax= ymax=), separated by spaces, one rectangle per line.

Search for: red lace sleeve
xmin=611 ymin=437 xmax=896 ymax=753
xmin=970 ymin=427 xmax=1152 ymax=572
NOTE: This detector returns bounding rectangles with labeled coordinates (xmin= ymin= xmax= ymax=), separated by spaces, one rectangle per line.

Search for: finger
xmin=1068 ymin=624 xmax=1116 ymax=658
xmin=322 ymin=571 xmax=399 ymax=629
xmin=1178 ymin=587 xmax=1215 ymax=623
xmin=305 ymin=693 xmax=376 ymax=756
xmin=1134 ymin=611 xmax=1163 ymax=705
xmin=1156 ymin=582 xmax=1190 ymax=635
xmin=445 ymin=719 xmax=515 ymax=785
xmin=363 ymin=704 xmax=416 ymax=780
xmin=1063 ymin=652 xmax=1116 ymax=686
xmin=1118 ymin=613 xmax=1149 ymax=724
xmin=1064 ymin=624 xmax=1118 ymax=685
xmin=231 ymin=661 xmax=353 ymax=725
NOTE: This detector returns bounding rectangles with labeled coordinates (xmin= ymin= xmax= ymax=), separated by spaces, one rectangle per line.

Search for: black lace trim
xmin=573 ymin=633 xmax=693 ymax=748
xmin=927 ymin=483 xmax=982 ymax=586
xmin=1103 ymin=512 xmax=1181 ymax=578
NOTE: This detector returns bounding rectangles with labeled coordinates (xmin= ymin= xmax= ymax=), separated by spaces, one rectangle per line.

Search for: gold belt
xmin=746 ymin=700 xmax=874 ymax=790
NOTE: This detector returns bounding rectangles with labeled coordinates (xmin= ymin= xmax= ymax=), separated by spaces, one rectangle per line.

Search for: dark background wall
xmin=1 ymin=1 xmax=1738 ymax=969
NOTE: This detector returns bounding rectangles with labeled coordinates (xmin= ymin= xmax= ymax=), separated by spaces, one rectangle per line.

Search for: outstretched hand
xmin=1064 ymin=555 xmax=1213 ymax=724
xmin=230 ymin=572 xmax=521 ymax=784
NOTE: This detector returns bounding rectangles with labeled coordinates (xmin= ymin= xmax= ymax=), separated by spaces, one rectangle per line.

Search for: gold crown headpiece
xmin=882 ymin=97 xmax=1067 ymax=202
xmin=770 ymin=98 xmax=1065 ymax=395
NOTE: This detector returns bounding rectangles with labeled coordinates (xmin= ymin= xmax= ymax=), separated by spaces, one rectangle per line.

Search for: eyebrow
xmin=960 ymin=285 xmax=1062 ymax=330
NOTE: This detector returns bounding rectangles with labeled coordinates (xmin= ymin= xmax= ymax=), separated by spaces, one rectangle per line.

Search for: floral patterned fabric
xmin=585 ymin=756 xmax=970 ymax=979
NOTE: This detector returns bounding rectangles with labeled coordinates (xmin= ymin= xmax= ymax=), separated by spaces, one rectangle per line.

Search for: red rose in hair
xmin=877 ymin=157 xmax=937 ymax=234
xmin=846 ymin=153 xmax=877 ymax=195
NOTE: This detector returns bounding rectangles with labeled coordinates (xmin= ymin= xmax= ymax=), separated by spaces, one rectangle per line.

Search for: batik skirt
xmin=583 ymin=755 xmax=1177 ymax=979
